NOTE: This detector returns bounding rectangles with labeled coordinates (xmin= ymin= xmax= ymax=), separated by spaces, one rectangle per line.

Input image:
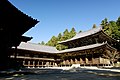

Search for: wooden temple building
xmin=10 ymin=27 xmax=119 ymax=68
xmin=0 ymin=0 xmax=38 ymax=70
xmin=10 ymin=42 xmax=60 ymax=68
xmin=1 ymin=0 xmax=119 ymax=69
xmin=58 ymin=27 xmax=119 ymax=66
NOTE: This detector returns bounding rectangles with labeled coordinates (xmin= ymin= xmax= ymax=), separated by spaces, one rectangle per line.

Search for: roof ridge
xmin=76 ymin=26 xmax=102 ymax=35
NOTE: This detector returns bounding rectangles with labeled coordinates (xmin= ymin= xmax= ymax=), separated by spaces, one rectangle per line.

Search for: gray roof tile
xmin=17 ymin=42 xmax=115 ymax=54
xmin=59 ymin=27 xmax=102 ymax=43
xmin=18 ymin=42 xmax=59 ymax=53
xmin=57 ymin=42 xmax=115 ymax=53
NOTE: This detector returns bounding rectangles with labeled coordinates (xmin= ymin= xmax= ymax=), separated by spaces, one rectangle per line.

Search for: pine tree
xmin=46 ymin=36 xmax=58 ymax=47
xmin=101 ymin=18 xmax=108 ymax=30
xmin=38 ymin=41 xmax=45 ymax=45
xmin=79 ymin=30 xmax=82 ymax=33
xmin=41 ymin=41 xmax=45 ymax=45
xmin=101 ymin=18 xmax=120 ymax=40
xmin=61 ymin=29 xmax=70 ymax=41
xmin=116 ymin=17 xmax=120 ymax=27
xmin=69 ymin=27 xmax=76 ymax=38
xmin=58 ymin=33 xmax=62 ymax=41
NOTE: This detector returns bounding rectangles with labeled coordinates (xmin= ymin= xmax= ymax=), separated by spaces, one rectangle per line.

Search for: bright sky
xmin=9 ymin=0 xmax=120 ymax=43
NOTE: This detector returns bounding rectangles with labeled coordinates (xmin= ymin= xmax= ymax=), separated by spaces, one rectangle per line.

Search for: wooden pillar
xmin=53 ymin=62 xmax=55 ymax=67
xmin=99 ymin=57 xmax=101 ymax=64
xmin=47 ymin=62 xmax=49 ymax=67
xmin=50 ymin=62 xmax=51 ymax=67
xmin=54 ymin=62 xmax=57 ymax=67
xmin=66 ymin=60 xmax=69 ymax=65
xmin=37 ymin=61 xmax=39 ymax=68
xmin=23 ymin=60 xmax=25 ymax=66
xmin=92 ymin=58 xmax=94 ymax=64
xmin=85 ymin=51 xmax=87 ymax=66
xmin=99 ymin=57 xmax=102 ymax=67
xmin=14 ymin=46 xmax=17 ymax=59
xmin=103 ymin=58 xmax=104 ymax=67
xmin=66 ymin=60 xmax=70 ymax=66
xmin=28 ymin=61 xmax=30 ymax=68
xmin=85 ymin=58 xmax=88 ymax=64
xmin=63 ymin=60 xmax=66 ymax=67
xmin=80 ymin=58 xmax=83 ymax=64
xmin=33 ymin=61 xmax=35 ymax=68
xmin=70 ymin=59 xmax=74 ymax=64
xmin=42 ymin=62 xmax=43 ymax=68
xmin=48 ymin=62 xmax=50 ymax=67
xmin=75 ymin=58 xmax=78 ymax=64
xmin=91 ymin=51 xmax=94 ymax=66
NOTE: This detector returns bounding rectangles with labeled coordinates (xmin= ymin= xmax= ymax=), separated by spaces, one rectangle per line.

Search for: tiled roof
xmin=17 ymin=42 xmax=59 ymax=53
xmin=57 ymin=42 xmax=116 ymax=53
xmin=17 ymin=42 xmax=116 ymax=54
xmin=59 ymin=27 xmax=102 ymax=43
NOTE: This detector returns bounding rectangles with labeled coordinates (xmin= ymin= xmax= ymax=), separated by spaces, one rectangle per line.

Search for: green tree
xmin=46 ymin=36 xmax=58 ymax=47
xmin=56 ymin=44 xmax=68 ymax=50
xmin=58 ymin=33 xmax=62 ymax=41
xmin=116 ymin=17 xmax=120 ymax=39
xmin=101 ymin=18 xmax=108 ymax=31
xmin=79 ymin=30 xmax=82 ymax=33
xmin=116 ymin=16 xmax=120 ymax=27
xmin=41 ymin=41 xmax=45 ymax=45
xmin=69 ymin=27 xmax=76 ymax=38
xmin=38 ymin=41 xmax=45 ymax=45
xmin=109 ymin=21 xmax=119 ymax=39
xmin=101 ymin=18 xmax=120 ymax=40
xmin=61 ymin=29 xmax=70 ymax=41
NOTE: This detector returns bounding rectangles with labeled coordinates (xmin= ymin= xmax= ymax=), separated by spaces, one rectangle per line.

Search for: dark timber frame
xmin=0 ymin=0 xmax=39 ymax=70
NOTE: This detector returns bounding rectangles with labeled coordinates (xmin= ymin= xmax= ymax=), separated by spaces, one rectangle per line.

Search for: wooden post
xmin=53 ymin=62 xmax=54 ymax=67
xmin=28 ymin=61 xmax=30 ymax=68
xmin=37 ymin=61 xmax=39 ymax=68
xmin=80 ymin=58 xmax=82 ymax=64
xmin=85 ymin=58 xmax=88 ymax=64
xmin=70 ymin=59 xmax=73 ymax=64
xmin=48 ymin=62 xmax=50 ymax=67
xmin=50 ymin=62 xmax=51 ymax=67
xmin=92 ymin=51 xmax=94 ymax=66
xmin=23 ymin=61 xmax=25 ymax=66
xmin=33 ymin=61 xmax=35 ymax=68
xmin=42 ymin=62 xmax=43 ymax=68
xmin=75 ymin=58 xmax=78 ymax=64
xmin=14 ymin=46 xmax=17 ymax=59
xmin=92 ymin=58 xmax=94 ymax=65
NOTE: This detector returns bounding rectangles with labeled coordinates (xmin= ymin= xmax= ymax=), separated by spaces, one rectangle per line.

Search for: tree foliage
xmin=101 ymin=17 xmax=120 ymax=40
xmin=46 ymin=28 xmax=77 ymax=50
xmin=61 ymin=29 xmax=70 ymax=41
xmin=101 ymin=17 xmax=120 ymax=50
xmin=39 ymin=17 xmax=120 ymax=52
xmin=38 ymin=41 xmax=45 ymax=45
xmin=46 ymin=36 xmax=58 ymax=46
xmin=69 ymin=27 xmax=76 ymax=38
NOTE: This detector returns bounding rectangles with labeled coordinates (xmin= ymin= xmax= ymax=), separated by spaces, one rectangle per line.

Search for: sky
xmin=9 ymin=0 xmax=120 ymax=43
